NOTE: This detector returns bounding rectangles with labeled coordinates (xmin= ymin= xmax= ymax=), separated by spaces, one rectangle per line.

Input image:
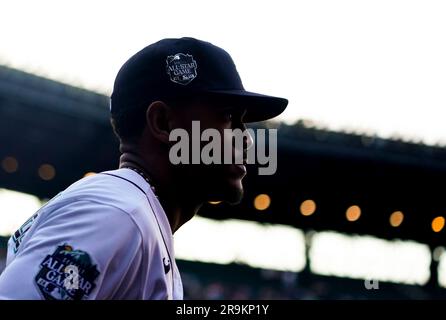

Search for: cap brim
xmin=201 ymin=89 xmax=288 ymax=123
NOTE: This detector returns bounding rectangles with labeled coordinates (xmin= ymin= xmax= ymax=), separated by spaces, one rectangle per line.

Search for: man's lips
xmin=233 ymin=163 xmax=247 ymax=177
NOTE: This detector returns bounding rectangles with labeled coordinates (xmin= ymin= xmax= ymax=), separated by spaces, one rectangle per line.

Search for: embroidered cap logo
xmin=166 ymin=53 xmax=197 ymax=85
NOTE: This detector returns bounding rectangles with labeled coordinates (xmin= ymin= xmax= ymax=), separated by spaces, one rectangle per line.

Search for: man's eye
xmin=223 ymin=111 xmax=233 ymax=121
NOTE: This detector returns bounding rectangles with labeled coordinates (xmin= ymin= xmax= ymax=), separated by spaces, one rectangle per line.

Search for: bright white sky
xmin=1 ymin=0 xmax=446 ymax=144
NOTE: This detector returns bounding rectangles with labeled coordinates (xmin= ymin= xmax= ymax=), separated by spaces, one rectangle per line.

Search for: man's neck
xmin=119 ymin=152 xmax=202 ymax=233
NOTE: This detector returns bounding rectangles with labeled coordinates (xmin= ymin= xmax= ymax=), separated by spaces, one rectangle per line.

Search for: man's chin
xmin=204 ymin=177 xmax=244 ymax=205
xmin=218 ymin=178 xmax=244 ymax=205
xmin=224 ymin=187 xmax=244 ymax=205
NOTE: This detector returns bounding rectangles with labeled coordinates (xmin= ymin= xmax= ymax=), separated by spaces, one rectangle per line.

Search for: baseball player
xmin=0 ymin=37 xmax=288 ymax=300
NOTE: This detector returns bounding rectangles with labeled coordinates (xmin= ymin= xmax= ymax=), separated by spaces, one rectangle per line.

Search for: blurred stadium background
xmin=1 ymin=65 xmax=446 ymax=299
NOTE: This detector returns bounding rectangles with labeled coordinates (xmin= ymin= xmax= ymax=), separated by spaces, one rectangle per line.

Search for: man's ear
xmin=145 ymin=101 xmax=173 ymax=144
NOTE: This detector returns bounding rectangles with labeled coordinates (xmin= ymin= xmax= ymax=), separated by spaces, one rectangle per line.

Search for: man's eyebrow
xmin=218 ymin=106 xmax=246 ymax=114
xmin=215 ymin=104 xmax=234 ymax=110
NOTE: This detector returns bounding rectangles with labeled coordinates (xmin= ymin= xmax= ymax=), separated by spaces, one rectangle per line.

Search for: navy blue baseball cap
xmin=110 ymin=37 xmax=288 ymax=122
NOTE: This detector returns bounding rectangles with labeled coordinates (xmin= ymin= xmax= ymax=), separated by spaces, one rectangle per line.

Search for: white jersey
xmin=0 ymin=168 xmax=183 ymax=300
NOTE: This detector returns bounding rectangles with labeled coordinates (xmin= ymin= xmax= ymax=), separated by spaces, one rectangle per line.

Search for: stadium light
xmin=254 ymin=194 xmax=271 ymax=211
xmin=390 ymin=211 xmax=404 ymax=227
xmin=432 ymin=216 xmax=445 ymax=233
xmin=346 ymin=205 xmax=361 ymax=222
xmin=83 ymin=172 xmax=96 ymax=177
xmin=38 ymin=164 xmax=56 ymax=181
xmin=1 ymin=156 xmax=18 ymax=173
xmin=300 ymin=199 xmax=316 ymax=216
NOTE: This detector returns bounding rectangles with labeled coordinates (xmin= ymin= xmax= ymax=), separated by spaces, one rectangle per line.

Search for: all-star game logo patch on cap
xmin=110 ymin=37 xmax=288 ymax=123
xmin=166 ymin=53 xmax=198 ymax=85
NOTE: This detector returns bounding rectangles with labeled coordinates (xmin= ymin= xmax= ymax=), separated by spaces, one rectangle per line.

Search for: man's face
xmin=168 ymin=97 xmax=252 ymax=205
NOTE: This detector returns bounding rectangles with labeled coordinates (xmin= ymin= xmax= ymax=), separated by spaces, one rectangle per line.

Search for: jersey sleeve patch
xmin=34 ymin=244 xmax=100 ymax=300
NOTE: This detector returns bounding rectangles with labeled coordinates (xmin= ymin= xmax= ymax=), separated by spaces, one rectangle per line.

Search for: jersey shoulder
xmin=45 ymin=169 xmax=159 ymax=243
xmin=55 ymin=169 xmax=150 ymax=217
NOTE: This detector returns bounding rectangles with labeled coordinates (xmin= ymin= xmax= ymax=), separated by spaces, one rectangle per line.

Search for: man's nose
xmin=243 ymin=127 xmax=254 ymax=151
